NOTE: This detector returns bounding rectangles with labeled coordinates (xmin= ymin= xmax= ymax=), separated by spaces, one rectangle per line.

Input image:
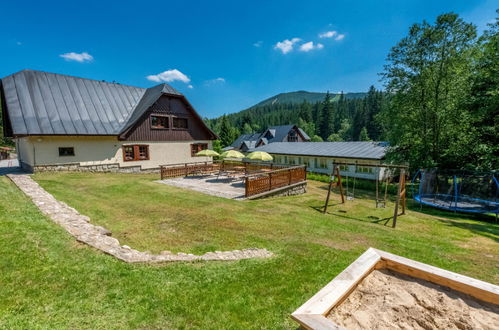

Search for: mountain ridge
xmin=250 ymin=90 xmax=367 ymax=108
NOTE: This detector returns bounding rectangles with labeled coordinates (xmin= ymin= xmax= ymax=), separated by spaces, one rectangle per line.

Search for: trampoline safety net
xmin=413 ymin=168 xmax=499 ymax=214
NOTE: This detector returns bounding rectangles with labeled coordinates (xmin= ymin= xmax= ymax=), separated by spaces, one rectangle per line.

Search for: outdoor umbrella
xmin=245 ymin=151 xmax=273 ymax=161
xmin=195 ymin=149 xmax=219 ymax=157
xmin=220 ymin=150 xmax=245 ymax=159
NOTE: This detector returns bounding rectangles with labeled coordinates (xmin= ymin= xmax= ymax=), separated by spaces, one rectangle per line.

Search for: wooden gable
xmin=119 ymin=95 xmax=216 ymax=141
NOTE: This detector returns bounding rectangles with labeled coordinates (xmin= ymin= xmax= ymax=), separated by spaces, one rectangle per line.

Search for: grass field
xmin=1 ymin=172 xmax=498 ymax=329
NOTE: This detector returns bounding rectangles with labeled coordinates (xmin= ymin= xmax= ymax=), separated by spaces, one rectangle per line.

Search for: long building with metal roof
xmin=251 ymin=141 xmax=389 ymax=180
xmin=1 ymin=69 xmax=217 ymax=172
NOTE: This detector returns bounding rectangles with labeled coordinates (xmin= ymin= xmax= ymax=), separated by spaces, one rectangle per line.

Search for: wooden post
xmin=323 ymin=165 xmax=337 ymax=213
xmin=336 ymin=167 xmax=345 ymax=204
xmin=269 ymin=172 xmax=273 ymax=191
xmin=392 ymin=168 xmax=405 ymax=228
xmin=245 ymin=177 xmax=249 ymax=197
xmin=401 ymin=172 xmax=406 ymax=215
xmin=288 ymin=169 xmax=292 ymax=185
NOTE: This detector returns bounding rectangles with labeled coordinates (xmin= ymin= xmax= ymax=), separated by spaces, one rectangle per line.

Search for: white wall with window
xmin=267 ymin=153 xmax=383 ymax=180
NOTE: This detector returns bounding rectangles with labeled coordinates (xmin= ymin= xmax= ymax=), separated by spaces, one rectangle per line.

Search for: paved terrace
xmin=157 ymin=175 xmax=246 ymax=200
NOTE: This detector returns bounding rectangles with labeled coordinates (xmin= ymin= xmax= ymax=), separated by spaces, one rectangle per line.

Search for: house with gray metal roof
xmin=251 ymin=141 xmax=389 ymax=180
xmin=1 ymin=69 xmax=217 ymax=172
xmin=226 ymin=124 xmax=310 ymax=152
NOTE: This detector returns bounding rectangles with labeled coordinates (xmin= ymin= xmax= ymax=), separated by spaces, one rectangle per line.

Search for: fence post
xmin=160 ymin=166 xmax=164 ymax=180
xmin=288 ymin=169 xmax=292 ymax=185
xmin=269 ymin=172 xmax=272 ymax=191
xmin=245 ymin=177 xmax=249 ymax=197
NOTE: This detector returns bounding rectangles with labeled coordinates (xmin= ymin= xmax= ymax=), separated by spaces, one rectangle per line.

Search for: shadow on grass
xmin=433 ymin=218 xmax=499 ymax=243
xmin=407 ymin=201 xmax=499 ymax=242
xmin=311 ymin=205 xmax=396 ymax=227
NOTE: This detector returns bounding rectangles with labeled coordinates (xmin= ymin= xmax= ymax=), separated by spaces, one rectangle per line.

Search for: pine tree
xmin=359 ymin=127 xmax=371 ymax=141
xmin=242 ymin=123 xmax=253 ymax=134
xmin=219 ymin=115 xmax=234 ymax=147
xmin=319 ymin=92 xmax=333 ymax=139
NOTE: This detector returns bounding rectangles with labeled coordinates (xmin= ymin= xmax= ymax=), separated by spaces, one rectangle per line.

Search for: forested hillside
xmin=205 ymin=87 xmax=382 ymax=144
xmin=251 ymin=91 xmax=366 ymax=107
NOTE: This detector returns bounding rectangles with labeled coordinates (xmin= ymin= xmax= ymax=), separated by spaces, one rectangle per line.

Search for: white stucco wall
xmin=16 ymin=137 xmax=35 ymax=167
xmin=271 ymin=153 xmax=385 ymax=180
xmin=16 ymin=136 xmax=213 ymax=169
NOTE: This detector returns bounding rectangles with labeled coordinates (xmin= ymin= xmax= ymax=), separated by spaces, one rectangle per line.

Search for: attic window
xmin=173 ymin=117 xmax=188 ymax=129
xmin=151 ymin=115 xmax=169 ymax=129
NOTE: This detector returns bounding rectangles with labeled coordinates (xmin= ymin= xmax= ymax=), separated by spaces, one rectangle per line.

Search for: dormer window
xmin=173 ymin=117 xmax=188 ymax=129
xmin=151 ymin=115 xmax=169 ymax=129
xmin=288 ymin=130 xmax=298 ymax=142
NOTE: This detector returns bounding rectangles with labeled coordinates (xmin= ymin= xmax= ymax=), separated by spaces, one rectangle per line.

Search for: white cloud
xmin=299 ymin=41 xmax=324 ymax=52
xmin=59 ymin=52 xmax=94 ymax=63
xmin=274 ymin=38 xmax=301 ymax=54
xmin=146 ymin=69 xmax=191 ymax=83
xmin=188 ymin=84 xmax=193 ymax=89
xmin=335 ymin=34 xmax=345 ymax=41
xmin=253 ymin=41 xmax=263 ymax=47
xmin=204 ymin=77 xmax=226 ymax=86
xmin=319 ymin=30 xmax=337 ymax=38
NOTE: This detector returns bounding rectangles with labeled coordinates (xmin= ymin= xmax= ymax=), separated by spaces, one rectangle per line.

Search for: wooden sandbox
xmin=292 ymin=248 xmax=499 ymax=329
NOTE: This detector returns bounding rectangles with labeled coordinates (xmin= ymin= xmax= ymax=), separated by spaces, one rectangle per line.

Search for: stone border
xmin=22 ymin=161 xmax=161 ymax=174
xmin=7 ymin=174 xmax=273 ymax=263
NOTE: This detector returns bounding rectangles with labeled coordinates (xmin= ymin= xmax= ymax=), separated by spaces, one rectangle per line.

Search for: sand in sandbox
xmin=328 ymin=269 xmax=499 ymax=330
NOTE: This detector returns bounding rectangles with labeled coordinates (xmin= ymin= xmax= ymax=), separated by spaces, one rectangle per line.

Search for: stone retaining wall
xmin=7 ymin=174 xmax=273 ymax=263
xmin=28 ymin=162 xmax=160 ymax=174
xmin=248 ymin=182 xmax=307 ymax=200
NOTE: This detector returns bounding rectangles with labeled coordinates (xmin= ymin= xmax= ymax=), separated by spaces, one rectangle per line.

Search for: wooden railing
xmin=245 ymin=165 xmax=307 ymax=197
xmin=160 ymin=161 xmax=220 ymax=179
xmin=160 ymin=161 xmax=307 ymax=198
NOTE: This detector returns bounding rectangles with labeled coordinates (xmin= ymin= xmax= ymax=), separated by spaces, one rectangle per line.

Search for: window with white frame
xmin=356 ymin=166 xmax=374 ymax=174
xmin=339 ymin=164 xmax=349 ymax=171
xmin=319 ymin=158 xmax=328 ymax=169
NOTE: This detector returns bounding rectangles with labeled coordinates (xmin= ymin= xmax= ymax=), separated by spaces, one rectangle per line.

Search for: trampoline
xmin=412 ymin=168 xmax=499 ymax=215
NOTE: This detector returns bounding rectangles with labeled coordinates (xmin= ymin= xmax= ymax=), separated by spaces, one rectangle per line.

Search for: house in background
xmin=1 ymin=70 xmax=217 ymax=172
xmin=226 ymin=124 xmax=310 ymax=152
xmin=251 ymin=141 xmax=389 ymax=180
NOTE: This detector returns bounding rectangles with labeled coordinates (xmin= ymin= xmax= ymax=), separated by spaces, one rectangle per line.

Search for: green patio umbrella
xmin=245 ymin=151 xmax=273 ymax=161
xmin=220 ymin=150 xmax=245 ymax=159
xmin=195 ymin=149 xmax=219 ymax=157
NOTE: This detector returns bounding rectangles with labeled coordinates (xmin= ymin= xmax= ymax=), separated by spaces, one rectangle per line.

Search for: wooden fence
xmin=160 ymin=161 xmax=220 ymax=179
xmin=160 ymin=161 xmax=307 ymax=198
xmin=245 ymin=165 xmax=307 ymax=197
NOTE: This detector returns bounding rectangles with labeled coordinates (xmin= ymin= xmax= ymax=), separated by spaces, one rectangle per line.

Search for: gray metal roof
xmin=231 ymin=124 xmax=311 ymax=149
xmin=230 ymin=132 xmax=261 ymax=148
xmin=251 ymin=142 xmax=388 ymax=160
xmin=1 ymin=69 xmax=182 ymax=136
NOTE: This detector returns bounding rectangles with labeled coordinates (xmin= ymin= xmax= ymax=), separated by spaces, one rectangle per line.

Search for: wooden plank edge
xmin=372 ymin=248 xmax=499 ymax=305
xmin=293 ymin=248 xmax=381 ymax=316
xmin=291 ymin=314 xmax=345 ymax=330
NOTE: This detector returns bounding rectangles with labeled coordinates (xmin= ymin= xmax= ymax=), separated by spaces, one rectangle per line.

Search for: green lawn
xmin=1 ymin=172 xmax=497 ymax=329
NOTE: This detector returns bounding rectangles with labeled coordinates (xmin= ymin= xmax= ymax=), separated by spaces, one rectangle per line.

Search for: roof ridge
xmin=4 ymin=69 xmax=146 ymax=90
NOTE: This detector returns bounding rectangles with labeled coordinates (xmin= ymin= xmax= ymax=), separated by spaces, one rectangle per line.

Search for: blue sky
xmin=0 ymin=0 xmax=496 ymax=118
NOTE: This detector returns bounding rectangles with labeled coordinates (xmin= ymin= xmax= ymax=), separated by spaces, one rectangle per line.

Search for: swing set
xmin=323 ymin=162 xmax=408 ymax=228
